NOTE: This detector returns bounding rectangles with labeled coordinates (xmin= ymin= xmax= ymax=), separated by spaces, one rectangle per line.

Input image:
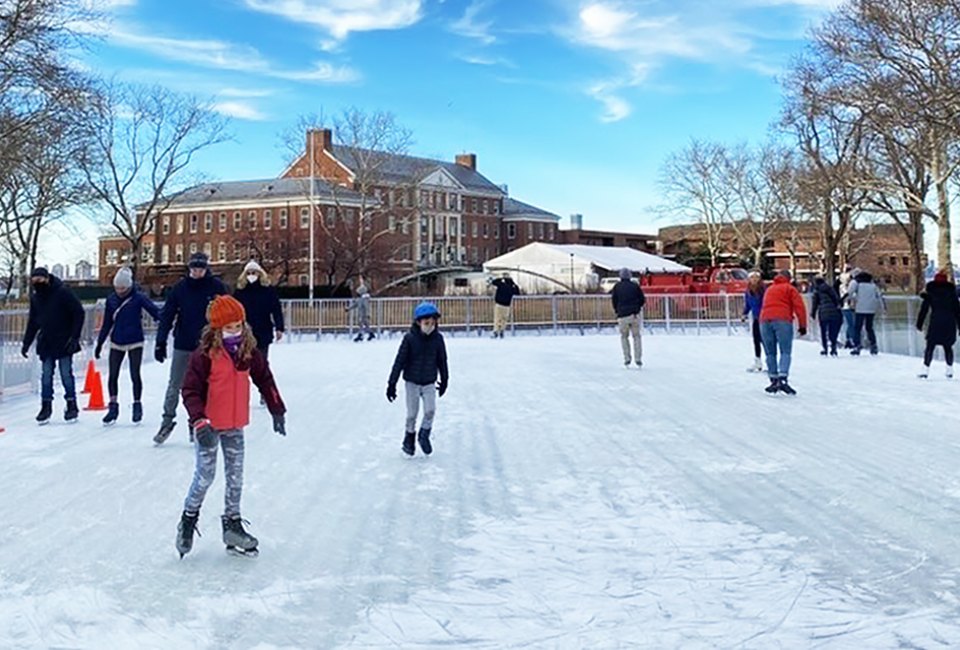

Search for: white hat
xmin=113 ymin=267 xmax=133 ymax=290
xmin=243 ymin=260 xmax=264 ymax=274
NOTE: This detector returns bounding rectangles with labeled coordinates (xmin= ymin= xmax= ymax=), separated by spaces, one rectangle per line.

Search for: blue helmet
xmin=413 ymin=302 xmax=441 ymax=321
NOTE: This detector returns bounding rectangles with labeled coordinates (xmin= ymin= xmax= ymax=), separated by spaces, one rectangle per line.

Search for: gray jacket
xmin=347 ymin=293 xmax=371 ymax=322
xmin=849 ymin=274 xmax=884 ymax=315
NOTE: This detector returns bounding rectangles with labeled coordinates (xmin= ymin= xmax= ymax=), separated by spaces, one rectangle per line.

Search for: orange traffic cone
xmin=82 ymin=359 xmax=96 ymax=394
xmin=84 ymin=371 xmax=107 ymax=411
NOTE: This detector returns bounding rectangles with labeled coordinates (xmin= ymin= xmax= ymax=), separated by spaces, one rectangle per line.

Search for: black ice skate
xmin=778 ymin=379 xmax=797 ymax=396
xmin=132 ymin=402 xmax=143 ymax=424
xmin=765 ymin=378 xmax=781 ymax=394
xmin=367 ymin=331 xmax=376 ymax=341
xmin=402 ymin=431 xmax=416 ymax=456
xmin=36 ymin=400 xmax=52 ymax=425
xmin=154 ymin=420 xmax=175 ymax=445
xmin=353 ymin=333 xmax=363 ymax=342
xmin=418 ymin=428 xmax=432 ymax=455
xmin=102 ymin=403 xmax=119 ymax=426
xmin=176 ymin=510 xmax=200 ymax=559
xmin=222 ymin=516 xmax=258 ymax=557
xmin=64 ymin=399 xmax=79 ymax=423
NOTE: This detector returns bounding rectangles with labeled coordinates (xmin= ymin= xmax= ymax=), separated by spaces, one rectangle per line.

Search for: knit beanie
xmin=30 ymin=267 xmax=49 ymax=279
xmin=208 ymin=295 xmax=246 ymax=329
xmin=619 ymin=267 xmax=631 ymax=280
xmin=113 ymin=267 xmax=133 ymax=290
xmin=243 ymin=260 xmax=264 ymax=275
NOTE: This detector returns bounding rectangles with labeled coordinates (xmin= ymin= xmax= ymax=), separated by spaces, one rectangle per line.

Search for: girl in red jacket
xmin=175 ymin=295 xmax=286 ymax=559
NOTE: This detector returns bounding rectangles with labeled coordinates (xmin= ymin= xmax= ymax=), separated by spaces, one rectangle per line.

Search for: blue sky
xmin=50 ymin=0 xmax=843 ymax=264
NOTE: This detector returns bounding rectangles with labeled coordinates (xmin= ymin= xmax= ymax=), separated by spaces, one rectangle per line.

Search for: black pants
xmin=924 ymin=341 xmax=955 ymax=366
xmin=258 ymin=343 xmax=270 ymax=360
xmin=819 ymin=318 xmax=842 ymax=352
xmin=853 ymin=314 xmax=877 ymax=350
xmin=751 ymin=319 xmax=762 ymax=358
xmin=108 ymin=347 xmax=144 ymax=401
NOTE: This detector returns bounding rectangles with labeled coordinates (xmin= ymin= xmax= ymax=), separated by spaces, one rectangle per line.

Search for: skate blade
xmin=226 ymin=545 xmax=258 ymax=558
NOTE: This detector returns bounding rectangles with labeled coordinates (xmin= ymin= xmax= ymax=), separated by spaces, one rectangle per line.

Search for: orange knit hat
xmin=208 ymin=295 xmax=246 ymax=329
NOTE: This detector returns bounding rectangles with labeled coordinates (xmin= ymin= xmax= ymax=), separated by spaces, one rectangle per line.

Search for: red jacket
xmin=182 ymin=347 xmax=285 ymax=430
xmin=759 ymin=276 xmax=808 ymax=329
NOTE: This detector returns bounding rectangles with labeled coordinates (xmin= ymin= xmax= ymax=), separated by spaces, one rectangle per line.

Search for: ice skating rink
xmin=2 ymin=333 xmax=960 ymax=648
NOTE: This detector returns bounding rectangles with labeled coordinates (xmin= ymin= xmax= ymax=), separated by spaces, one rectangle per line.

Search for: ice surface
xmin=1 ymin=333 xmax=960 ymax=648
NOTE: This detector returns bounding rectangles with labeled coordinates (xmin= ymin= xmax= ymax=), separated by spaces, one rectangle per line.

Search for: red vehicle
xmin=637 ymin=266 xmax=750 ymax=295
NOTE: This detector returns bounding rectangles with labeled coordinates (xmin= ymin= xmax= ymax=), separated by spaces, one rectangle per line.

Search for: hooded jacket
xmin=759 ymin=275 xmax=808 ymax=329
xmin=388 ymin=324 xmax=449 ymax=387
xmin=848 ymin=272 xmax=884 ymax=315
xmin=917 ymin=279 xmax=960 ymax=346
xmin=811 ymin=279 xmax=843 ymax=322
xmin=611 ymin=279 xmax=646 ymax=318
xmin=234 ymin=280 xmax=284 ymax=348
xmin=491 ymin=277 xmax=520 ymax=307
xmin=156 ymin=273 xmax=229 ymax=351
xmin=96 ymin=285 xmax=161 ymax=348
xmin=23 ymin=276 xmax=85 ymax=360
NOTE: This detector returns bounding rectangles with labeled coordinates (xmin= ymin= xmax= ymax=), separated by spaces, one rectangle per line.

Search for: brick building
xmin=558 ymin=214 xmax=657 ymax=253
xmin=99 ymin=129 xmax=561 ymax=292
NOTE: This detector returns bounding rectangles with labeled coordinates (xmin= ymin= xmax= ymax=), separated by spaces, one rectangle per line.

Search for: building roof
xmin=486 ymin=242 xmax=691 ymax=274
xmin=141 ymin=177 xmax=365 ymax=210
xmin=330 ymin=145 xmax=504 ymax=194
xmin=501 ymin=197 xmax=560 ymax=222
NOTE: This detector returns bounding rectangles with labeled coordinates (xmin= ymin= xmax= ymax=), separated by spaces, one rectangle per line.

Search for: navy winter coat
xmin=234 ymin=282 xmax=285 ymax=349
xmin=156 ymin=273 xmax=228 ymax=351
xmin=96 ymin=286 xmax=161 ymax=348
xmin=388 ymin=325 xmax=449 ymax=388
xmin=492 ymin=278 xmax=521 ymax=307
xmin=23 ymin=276 xmax=85 ymax=360
xmin=742 ymin=286 xmax=765 ymax=319
xmin=811 ymin=280 xmax=843 ymax=322
xmin=917 ymin=280 xmax=960 ymax=346
xmin=611 ymin=279 xmax=646 ymax=318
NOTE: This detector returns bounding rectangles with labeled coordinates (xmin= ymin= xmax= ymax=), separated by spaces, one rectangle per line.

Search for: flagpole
xmin=309 ymin=132 xmax=315 ymax=304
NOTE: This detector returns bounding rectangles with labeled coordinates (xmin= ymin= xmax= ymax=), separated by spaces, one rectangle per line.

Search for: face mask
xmin=246 ymin=274 xmax=259 ymax=284
xmin=419 ymin=321 xmax=436 ymax=335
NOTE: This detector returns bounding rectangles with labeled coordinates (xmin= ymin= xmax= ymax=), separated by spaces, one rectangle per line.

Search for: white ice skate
xmin=747 ymin=358 xmax=763 ymax=373
xmin=918 ymin=365 xmax=930 ymax=379
xmin=947 ymin=366 xmax=954 ymax=379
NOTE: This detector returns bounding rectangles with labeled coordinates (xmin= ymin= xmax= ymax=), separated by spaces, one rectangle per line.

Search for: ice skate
xmin=402 ymin=431 xmax=416 ymax=456
xmin=176 ymin=510 xmax=200 ymax=558
xmin=418 ymin=428 xmax=432 ymax=456
xmin=102 ymin=403 xmax=119 ymax=426
xmin=132 ymin=402 xmax=143 ymax=424
xmin=765 ymin=378 xmax=781 ymax=394
xmin=947 ymin=366 xmax=954 ymax=379
xmin=778 ymin=379 xmax=797 ymax=396
xmin=64 ymin=399 xmax=79 ymax=423
xmin=222 ymin=516 xmax=258 ymax=557
xmin=918 ymin=366 xmax=929 ymax=379
xmin=36 ymin=401 xmax=52 ymax=425
xmin=154 ymin=419 xmax=175 ymax=445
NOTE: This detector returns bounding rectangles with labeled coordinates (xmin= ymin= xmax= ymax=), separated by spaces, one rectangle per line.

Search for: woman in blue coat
xmin=95 ymin=267 xmax=161 ymax=425
xmin=741 ymin=271 xmax=766 ymax=372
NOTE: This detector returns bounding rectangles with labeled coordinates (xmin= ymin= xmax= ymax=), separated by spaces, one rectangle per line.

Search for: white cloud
xmin=241 ymin=0 xmax=423 ymax=41
xmin=586 ymin=64 xmax=650 ymax=123
xmin=450 ymin=0 xmax=496 ymax=45
xmin=209 ymin=100 xmax=268 ymax=121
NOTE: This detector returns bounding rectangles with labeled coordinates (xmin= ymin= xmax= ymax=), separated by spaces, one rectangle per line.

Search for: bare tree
xmin=659 ymin=140 xmax=734 ymax=266
xmin=724 ymin=142 xmax=789 ymax=268
xmin=78 ymin=82 xmax=231 ymax=277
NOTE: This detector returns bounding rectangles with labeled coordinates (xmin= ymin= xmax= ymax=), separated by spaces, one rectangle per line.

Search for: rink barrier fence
xmin=0 ymin=295 xmax=931 ymax=398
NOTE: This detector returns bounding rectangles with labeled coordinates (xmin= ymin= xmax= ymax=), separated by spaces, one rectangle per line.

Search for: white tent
xmin=483 ymin=243 xmax=691 ymax=294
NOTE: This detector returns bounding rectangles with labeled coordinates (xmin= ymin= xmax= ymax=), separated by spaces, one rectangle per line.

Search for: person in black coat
xmin=234 ymin=261 xmax=284 ymax=357
xmin=21 ymin=267 xmax=85 ymax=424
xmin=611 ymin=267 xmax=646 ymax=367
xmin=386 ymin=302 xmax=449 ymax=457
xmin=916 ymin=271 xmax=960 ymax=378
xmin=490 ymin=273 xmax=520 ymax=338
xmin=153 ymin=252 xmax=228 ymax=444
xmin=810 ymin=277 xmax=843 ymax=356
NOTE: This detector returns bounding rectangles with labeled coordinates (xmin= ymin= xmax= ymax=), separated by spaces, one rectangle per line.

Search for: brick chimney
xmin=455 ymin=153 xmax=477 ymax=170
xmin=308 ymin=128 xmax=332 ymax=154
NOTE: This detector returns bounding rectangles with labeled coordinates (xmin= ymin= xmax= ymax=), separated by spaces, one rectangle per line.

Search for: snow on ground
xmin=2 ymin=332 xmax=960 ymax=648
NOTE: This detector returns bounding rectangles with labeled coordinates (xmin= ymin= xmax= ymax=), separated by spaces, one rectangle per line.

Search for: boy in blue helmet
xmin=386 ymin=302 xmax=449 ymax=456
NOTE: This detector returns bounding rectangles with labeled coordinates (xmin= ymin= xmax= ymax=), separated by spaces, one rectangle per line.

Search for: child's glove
xmin=386 ymin=384 xmax=397 ymax=402
xmin=192 ymin=419 xmax=216 ymax=448
xmin=273 ymin=414 xmax=286 ymax=436
xmin=437 ymin=380 xmax=448 ymax=397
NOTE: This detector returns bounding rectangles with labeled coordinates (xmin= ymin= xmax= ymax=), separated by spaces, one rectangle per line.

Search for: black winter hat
xmin=188 ymin=252 xmax=209 ymax=269
xmin=30 ymin=267 xmax=50 ymax=279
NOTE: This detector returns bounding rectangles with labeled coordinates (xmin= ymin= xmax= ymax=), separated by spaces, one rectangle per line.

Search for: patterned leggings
xmin=183 ymin=428 xmax=245 ymax=516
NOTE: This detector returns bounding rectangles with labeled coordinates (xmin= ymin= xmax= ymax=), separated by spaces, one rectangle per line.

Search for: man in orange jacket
xmin=759 ymin=270 xmax=808 ymax=395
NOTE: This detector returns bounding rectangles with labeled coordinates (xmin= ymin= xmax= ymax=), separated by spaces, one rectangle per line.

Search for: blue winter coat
xmin=96 ymin=286 xmax=161 ymax=348
xmin=611 ymin=279 xmax=646 ymax=318
xmin=234 ymin=282 xmax=285 ymax=349
xmin=156 ymin=274 xmax=229 ymax=351
xmin=742 ymin=287 xmax=765 ymax=320
xmin=388 ymin=325 xmax=449 ymax=388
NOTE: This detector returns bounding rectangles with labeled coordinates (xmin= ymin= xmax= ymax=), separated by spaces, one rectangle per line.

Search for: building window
xmin=203 ymin=242 xmax=212 ymax=258
xmin=279 ymin=208 xmax=288 ymax=229
xmin=548 ymin=225 xmax=555 ymax=241
xmin=538 ymin=223 xmax=544 ymax=239
xmin=161 ymin=244 xmax=170 ymax=264
xmin=389 ymin=215 xmax=397 ymax=233
xmin=493 ymin=201 xmax=500 ymax=215
xmin=189 ymin=242 xmax=198 ymax=254
xmin=507 ymin=224 xmax=516 ymax=239
xmin=299 ymin=274 xmax=309 ymax=287
xmin=219 ymin=213 xmax=227 ymax=232
xmin=300 ymin=207 xmax=310 ymax=229
xmin=190 ymin=214 xmax=198 ymax=234
xmin=175 ymin=244 xmax=184 ymax=263
xmin=472 ymin=221 xmax=479 ymax=238
xmin=470 ymin=198 xmax=477 ymax=213
xmin=249 ymin=210 xmax=257 ymax=230
xmin=449 ymin=194 xmax=459 ymax=211
xmin=877 ymin=257 xmax=884 ymax=266
xmin=420 ymin=217 xmax=428 ymax=235
xmin=264 ymin=241 xmax=271 ymax=255
xmin=233 ymin=212 xmax=241 ymax=231
xmin=889 ymin=256 xmax=897 ymax=266
xmin=162 ymin=215 xmax=170 ymax=235
xmin=325 ymin=207 xmax=334 ymax=228
xmin=903 ymin=256 xmax=910 ymax=266
xmin=528 ymin=223 xmax=534 ymax=239
xmin=218 ymin=242 xmax=226 ymax=262
xmin=233 ymin=242 xmax=242 ymax=261
xmin=204 ymin=213 xmax=213 ymax=233
xmin=177 ymin=214 xmax=184 ymax=234
xmin=494 ymin=224 xmax=500 ymax=239
xmin=264 ymin=209 xmax=272 ymax=230
xmin=344 ymin=208 xmax=355 ymax=226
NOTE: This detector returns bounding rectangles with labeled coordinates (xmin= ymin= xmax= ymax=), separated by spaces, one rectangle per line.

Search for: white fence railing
xmin=0 ymin=294 xmax=932 ymax=398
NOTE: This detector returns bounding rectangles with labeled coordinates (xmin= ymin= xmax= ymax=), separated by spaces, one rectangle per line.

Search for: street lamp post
xmin=569 ymin=253 xmax=575 ymax=293
xmin=308 ymin=133 xmax=315 ymax=304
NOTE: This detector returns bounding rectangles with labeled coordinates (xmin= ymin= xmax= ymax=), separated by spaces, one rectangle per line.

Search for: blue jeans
xmin=842 ymin=309 xmax=856 ymax=345
xmin=41 ymin=356 xmax=77 ymax=402
xmin=760 ymin=320 xmax=795 ymax=379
